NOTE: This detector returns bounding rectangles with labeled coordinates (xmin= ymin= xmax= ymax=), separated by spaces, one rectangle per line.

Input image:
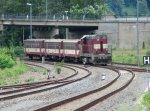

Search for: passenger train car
xmin=24 ymin=34 xmax=112 ymax=65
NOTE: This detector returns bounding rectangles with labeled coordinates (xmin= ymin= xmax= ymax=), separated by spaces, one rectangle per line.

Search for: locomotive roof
xmin=81 ymin=34 xmax=107 ymax=39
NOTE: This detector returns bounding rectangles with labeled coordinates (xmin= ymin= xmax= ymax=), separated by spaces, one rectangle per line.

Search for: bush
xmin=0 ymin=61 xmax=31 ymax=85
xmin=14 ymin=46 xmax=24 ymax=58
xmin=54 ymin=60 xmax=64 ymax=74
xmin=0 ymin=53 xmax=16 ymax=69
xmin=56 ymin=67 xmax=61 ymax=74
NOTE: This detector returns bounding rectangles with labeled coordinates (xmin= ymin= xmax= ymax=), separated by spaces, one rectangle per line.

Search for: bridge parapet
xmin=0 ymin=14 xmax=150 ymax=23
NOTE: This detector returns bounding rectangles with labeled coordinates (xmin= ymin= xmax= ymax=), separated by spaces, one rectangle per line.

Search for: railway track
xmin=112 ymin=62 xmax=150 ymax=73
xmin=0 ymin=62 xmax=77 ymax=93
xmin=0 ymin=60 xmax=147 ymax=111
xmin=0 ymin=61 xmax=91 ymax=101
xmin=33 ymin=66 xmax=134 ymax=111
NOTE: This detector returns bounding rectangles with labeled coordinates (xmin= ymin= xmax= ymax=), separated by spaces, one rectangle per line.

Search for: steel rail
xmin=34 ymin=67 xmax=120 ymax=111
xmin=74 ymin=67 xmax=135 ymax=111
xmin=0 ymin=62 xmax=91 ymax=101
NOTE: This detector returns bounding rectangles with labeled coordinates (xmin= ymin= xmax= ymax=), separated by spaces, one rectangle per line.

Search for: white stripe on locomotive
xmin=94 ymin=44 xmax=108 ymax=49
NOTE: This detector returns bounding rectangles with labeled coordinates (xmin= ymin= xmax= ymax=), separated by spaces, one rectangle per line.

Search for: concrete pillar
xmin=51 ymin=27 xmax=59 ymax=38
xmin=66 ymin=28 xmax=69 ymax=39
xmin=0 ymin=25 xmax=3 ymax=31
xmin=117 ymin=23 xmax=120 ymax=48
xmin=1 ymin=14 xmax=4 ymax=20
xmin=42 ymin=56 xmax=45 ymax=64
xmin=33 ymin=27 xmax=59 ymax=39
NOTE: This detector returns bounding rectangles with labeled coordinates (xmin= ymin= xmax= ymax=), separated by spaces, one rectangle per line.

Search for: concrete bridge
xmin=1 ymin=15 xmax=150 ymax=49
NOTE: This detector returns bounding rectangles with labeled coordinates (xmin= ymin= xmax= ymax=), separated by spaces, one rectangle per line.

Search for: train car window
xmin=47 ymin=43 xmax=59 ymax=49
xmin=64 ymin=43 xmax=75 ymax=49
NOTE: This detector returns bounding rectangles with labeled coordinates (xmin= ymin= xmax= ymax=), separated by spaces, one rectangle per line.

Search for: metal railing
xmin=0 ymin=14 xmax=150 ymax=22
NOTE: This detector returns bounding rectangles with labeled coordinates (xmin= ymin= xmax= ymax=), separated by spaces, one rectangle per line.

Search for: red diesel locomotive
xmin=24 ymin=34 xmax=112 ymax=64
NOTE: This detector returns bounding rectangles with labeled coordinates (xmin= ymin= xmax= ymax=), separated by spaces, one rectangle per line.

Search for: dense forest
xmin=0 ymin=0 xmax=149 ymax=46
xmin=0 ymin=0 xmax=149 ymax=18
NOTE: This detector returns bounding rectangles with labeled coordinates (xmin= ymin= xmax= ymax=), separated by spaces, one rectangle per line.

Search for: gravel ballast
xmin=0 ymin=65 xmax=117 ymax=111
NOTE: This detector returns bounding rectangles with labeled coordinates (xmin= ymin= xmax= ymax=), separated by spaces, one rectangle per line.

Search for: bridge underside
xmin=33 ymin=26 xmax=98 ymax=39
xmin=1 ymin=21 xmax=150 ymax=49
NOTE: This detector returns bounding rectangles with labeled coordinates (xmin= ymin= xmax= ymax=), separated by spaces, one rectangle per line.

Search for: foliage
xmin=0 ymin=61 xmax=31 ymax=85
xmin=139 ymin=0 xmax=148 ymax=16
xmin=124 ymin=0 xmax=137 ymax=7
xmin=141 ymin=92 xmax=150 ymax=110
xmin=0 ymin=47 xmax=24 ymax=60
xmin=107 ymin=0 xmax=124 ymax=17
xmin=70 ymin=4 xmax=83 ymax=18
xmin=70 ymin=0 xmax=108 ymax=19
xmin=54 ymin=60 xmax=64 ymax=74
xmin=0 ymin=0 xmax=149 ymax=17
xmin=0 ymin=26 xmax=26 ymax=47
xmin=0 ymin=53 xmax=16 ymax=69
xmin=14 ymin=46 xmax=25 ymax=58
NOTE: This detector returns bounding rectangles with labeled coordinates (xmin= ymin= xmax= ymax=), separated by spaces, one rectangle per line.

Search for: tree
xmin=124 ymin=0 xmax=137 ymax=7
xmin=146 ymin=0 xmax=150 ymax=10
xmin=107 ymin=0 xmax=124 ymax=17
xmin=70 ymin=0 xmax=108 ymax=19
xmin=138 ymin=0 xmax=148 ymax=16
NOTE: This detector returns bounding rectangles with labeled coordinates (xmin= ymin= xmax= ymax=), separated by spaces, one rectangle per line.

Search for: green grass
xmin=141 ymin=92 xmax=150 ymax=110
xmin=0 ymin=61 xmax=31 ymax=85
xmin=112 ymin=49 xmax=147 ymax=65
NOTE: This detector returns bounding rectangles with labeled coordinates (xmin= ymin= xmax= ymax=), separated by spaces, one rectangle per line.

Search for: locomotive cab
xmin=80 ymin=34 xmax=112 ymax=65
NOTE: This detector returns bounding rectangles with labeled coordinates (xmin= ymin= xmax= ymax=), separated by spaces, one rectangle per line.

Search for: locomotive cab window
xmin=81 ymin=38 xmax=87 ymax=44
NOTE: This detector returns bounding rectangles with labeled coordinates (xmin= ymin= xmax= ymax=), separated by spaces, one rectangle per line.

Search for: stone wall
xmin=98 ymin=22 xmax=150 ymax=49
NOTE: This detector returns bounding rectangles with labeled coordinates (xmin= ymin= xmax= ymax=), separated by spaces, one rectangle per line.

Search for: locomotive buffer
xmin=143 ymin=56 xmax=150 ymax=91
